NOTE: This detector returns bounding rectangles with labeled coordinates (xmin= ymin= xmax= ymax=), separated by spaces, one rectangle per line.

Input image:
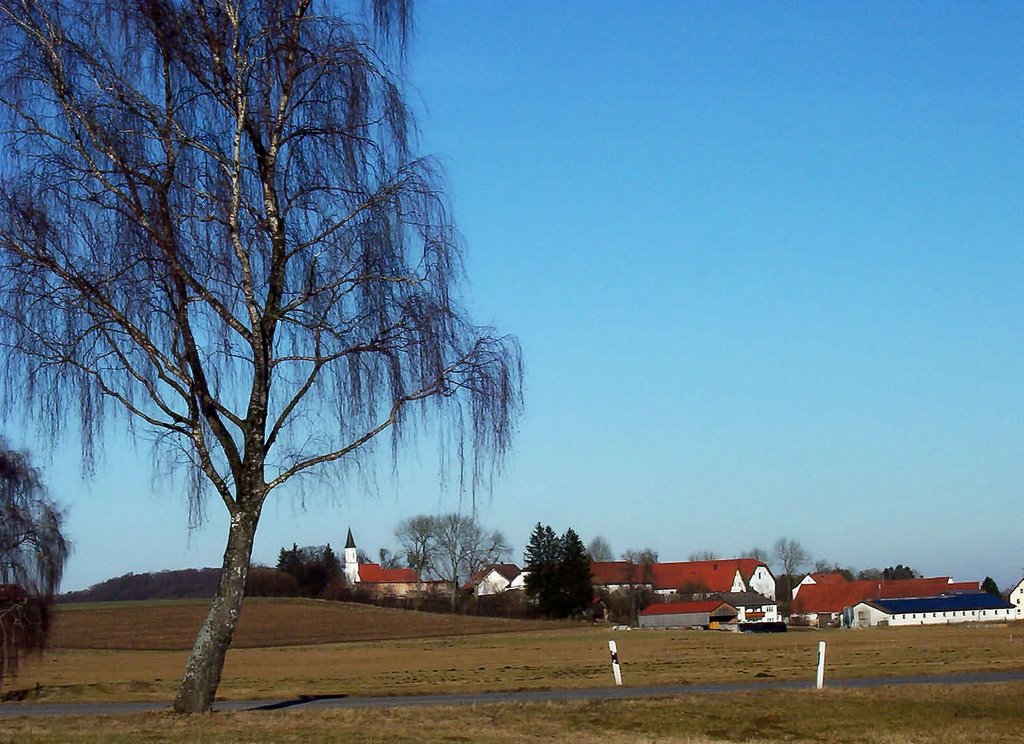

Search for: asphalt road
xmin=2 ymin=669 xmax=1022 ymax=717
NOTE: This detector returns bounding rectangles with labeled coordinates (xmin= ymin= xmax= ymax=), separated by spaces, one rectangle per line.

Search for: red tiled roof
xmin=0 ymin=584 xmax=27 ymax=602
xmin=792 ymin=578 xmax=979 ymax=614
xmin=641 ymin=600 xmax=731 ymax=616
xmin=358 ymin=564 xmax=418 ymax=584
xmin=591 ymin=559 xmax=771 ymax=593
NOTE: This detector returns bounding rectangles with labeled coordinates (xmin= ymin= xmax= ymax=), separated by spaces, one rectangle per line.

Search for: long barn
xmin=847 ymin=592 xmax=1016 ymax=628
xmin=639 ymin=600 xmax=738 ymax=629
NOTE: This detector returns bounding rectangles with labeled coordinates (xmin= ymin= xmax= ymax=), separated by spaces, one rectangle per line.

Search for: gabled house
xmin=464 ymin=564 xmax=522 ymax=596
xmin=590 ymin=559 xmax=776 ymax=600
xmin=792 ymin=571 xmax=849 ymax=600
xmin=713 ymin=591 xmax=779 ymax=623
xmin=1010 ymin=576 xmax=1024 ymax=618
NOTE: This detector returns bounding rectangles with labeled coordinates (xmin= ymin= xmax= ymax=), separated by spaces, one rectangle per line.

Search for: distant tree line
xmin=59 ymin=569 xmax=221 ymax=603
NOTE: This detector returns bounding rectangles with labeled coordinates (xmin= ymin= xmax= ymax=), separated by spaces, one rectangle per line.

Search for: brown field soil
xmin=49 ymin=598 xmax=549 ymax=650
xmin=1 ymin=683 xmax=1022 ymax=743
xmin=5 ymin=600 xmax=1023 ymax=705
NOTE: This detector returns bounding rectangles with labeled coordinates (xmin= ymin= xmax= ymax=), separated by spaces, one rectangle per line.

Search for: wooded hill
xmin=59 ymin=568 xmax=221 ymax=603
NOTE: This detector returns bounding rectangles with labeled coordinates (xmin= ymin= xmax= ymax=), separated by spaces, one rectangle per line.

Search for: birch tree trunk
xmin=173 ymin=505 xmax=259 ymax=714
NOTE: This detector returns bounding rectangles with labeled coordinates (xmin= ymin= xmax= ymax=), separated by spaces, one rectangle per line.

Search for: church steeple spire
xmin=343 ymin=527 xmax=360 ymax=584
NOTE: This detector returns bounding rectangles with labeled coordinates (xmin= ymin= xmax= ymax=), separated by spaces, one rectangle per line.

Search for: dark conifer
xmin=559 ymin=528 xmax=594 ymax=618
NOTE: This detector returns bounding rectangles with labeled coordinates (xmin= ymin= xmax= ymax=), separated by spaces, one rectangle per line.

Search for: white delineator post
xmin=816 ymin=640 xmax=826 ymax=689
xmin=609 ymin=640 xmax=623 ymax=686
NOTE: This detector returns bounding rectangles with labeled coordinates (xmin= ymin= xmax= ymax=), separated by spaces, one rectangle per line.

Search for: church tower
xmin=344 ymin=527 xmax=360 ymax=585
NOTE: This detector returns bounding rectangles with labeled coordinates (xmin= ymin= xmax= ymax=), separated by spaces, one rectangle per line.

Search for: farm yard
xmin=1 ymin=599 xmax=1022 ymax=742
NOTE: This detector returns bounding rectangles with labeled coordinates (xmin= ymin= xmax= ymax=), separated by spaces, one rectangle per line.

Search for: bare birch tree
xmin=0 ymin=0 xmax=521 ymax=713
xmin=0 ymin=441 xmax=69 ymax=687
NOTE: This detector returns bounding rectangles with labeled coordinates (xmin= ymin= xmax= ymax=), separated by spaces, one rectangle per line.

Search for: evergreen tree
xmin=276 ymin=543 xmax=301 ymax=576
xmin=558 ymin=528 xmax=594 ymax=617
xmin=981 ymin=576 xmax=1001 ymax=596
xmin=322 ymin=544 xmax=341 ymax=583
xmin=275 ymin=543 xmax=339 ymax=596
xmin=524 ymin=523 xmax=562 ymax=617
xmin=524 ymin=523 xmax=593 ymax=618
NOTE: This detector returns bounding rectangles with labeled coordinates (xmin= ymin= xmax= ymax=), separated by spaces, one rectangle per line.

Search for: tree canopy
xmin=882 ymin=564 xmax=920 ymax=581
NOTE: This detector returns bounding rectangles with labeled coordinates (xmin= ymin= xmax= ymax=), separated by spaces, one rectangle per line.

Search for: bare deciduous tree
xmin=687 ymin=549 xmax=718 ymax=561
xmin=429 ymin=513 xmax=509 ymax=609
xmin=394 ymin=514 xmax=437 ymax=608
xmin=377 ymin=547 xmax=401 ymax=570
xmin=741 ymin=547 xmax=769 ymax=562
xmin=0 ymin=0 xmax=520 ymax=713
xmin=620 ymin=547 xmax=657 ymax=625
xmin=586 ymin=535 xmax=612 ymax=562
xmin=0 ymin=441 xmax=69 ymax=687
xmin=773 ymin=537 xmax=809 ymax=601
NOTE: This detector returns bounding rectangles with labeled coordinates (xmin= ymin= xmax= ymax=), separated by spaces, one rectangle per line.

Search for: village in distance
xmin=59 ymin=517 xmax=1024 ymax=634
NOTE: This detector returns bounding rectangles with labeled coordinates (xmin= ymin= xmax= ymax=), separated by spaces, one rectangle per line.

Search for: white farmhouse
xmin=1010 ymin=577 xmax=1024 ymax=618
xmin=464 ymin=564 xmax=522 ymax=596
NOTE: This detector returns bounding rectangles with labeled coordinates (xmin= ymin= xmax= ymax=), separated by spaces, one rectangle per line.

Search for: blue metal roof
xmin=867 ymin=592 xmax=1013 ymax=615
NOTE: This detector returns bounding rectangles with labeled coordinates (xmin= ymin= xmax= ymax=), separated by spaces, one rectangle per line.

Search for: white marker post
xmin=608 ymin=640 xmax=623 ymax=686
xmin=815 ymin=640 xmax=826 ymax=689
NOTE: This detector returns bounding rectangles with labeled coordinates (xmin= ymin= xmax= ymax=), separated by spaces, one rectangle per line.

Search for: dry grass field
xmin=4 ymin=599 xmax=1022 ymax=707
xmin=2 ymin=601 xmax=1022 ymax=742
xmin=2 ymin=684 xmax=1022 ymax=743
xmin=48 ymin=598 xmax=548 ymax=650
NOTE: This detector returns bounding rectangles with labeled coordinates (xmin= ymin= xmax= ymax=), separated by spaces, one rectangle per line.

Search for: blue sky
xmin=19 ymin=2 xmax=1022 ymax=591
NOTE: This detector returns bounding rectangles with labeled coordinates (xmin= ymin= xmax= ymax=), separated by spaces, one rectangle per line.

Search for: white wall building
xmin=848 ymin=593 xmax=1016 ymax=628
xmin=466 ymin=564 xmax=521 ymax=596
xmin=1010 ymin=577 xmax=1024 ymax=618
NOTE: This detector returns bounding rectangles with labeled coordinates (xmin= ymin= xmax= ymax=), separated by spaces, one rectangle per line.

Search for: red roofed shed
xmin=639 ymin=600 xmax=738 ymax=629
